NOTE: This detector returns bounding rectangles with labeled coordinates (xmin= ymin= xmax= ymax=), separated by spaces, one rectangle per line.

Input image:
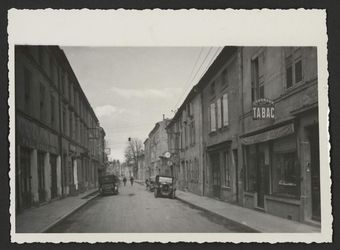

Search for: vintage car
xmin=154 ymin=175 xmax=176 ymax=199
xmin=98 ymin=174 xmax=119 ymax=195
xmin=148 ymin=176 xmax=156 ymax=192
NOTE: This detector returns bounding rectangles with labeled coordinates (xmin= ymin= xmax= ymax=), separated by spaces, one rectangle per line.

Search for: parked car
xmin=98 ymin=174 xmax=119 ymax=195
xmin=148 ymin=176 xmax=156 ymax=192
xmin=154 ymin=175 xmax=176 ymax=199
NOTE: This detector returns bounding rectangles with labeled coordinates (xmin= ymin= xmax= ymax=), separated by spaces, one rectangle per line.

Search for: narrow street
xmin=47 ymin=183 xmax=245 ymax=233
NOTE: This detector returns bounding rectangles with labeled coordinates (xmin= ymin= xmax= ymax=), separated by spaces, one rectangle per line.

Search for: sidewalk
xmin=16 ymin=188 xmax=99 ymax=233
xmin=176 ymin=190 xmax=321 ymax=233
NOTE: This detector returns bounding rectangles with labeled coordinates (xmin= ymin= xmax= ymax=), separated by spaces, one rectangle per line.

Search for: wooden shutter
xmin=217 ymin=98 xmax=222 ymax=129
xmin=210 ymin=103 xmax=216 ymax=132
xmin=223 ymin=93 xmax=229 ymax=126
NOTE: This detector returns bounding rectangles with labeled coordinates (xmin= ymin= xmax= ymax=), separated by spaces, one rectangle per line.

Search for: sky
xmin=62 ymin=47 xmax=222 ymax=162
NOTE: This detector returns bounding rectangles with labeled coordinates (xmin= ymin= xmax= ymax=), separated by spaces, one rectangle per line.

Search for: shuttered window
xmin=222 ymin=93 xmax=229 ymax=126
xmin=210 ymin=102 xmax=216 ymax=132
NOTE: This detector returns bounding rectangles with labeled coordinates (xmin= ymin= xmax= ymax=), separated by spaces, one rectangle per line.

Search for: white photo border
xmin=8 ymin=9 xmax=331 ymax=243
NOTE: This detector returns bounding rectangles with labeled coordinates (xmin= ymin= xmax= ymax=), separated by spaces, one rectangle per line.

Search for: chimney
xmin=163 ymin=114 xmax=165 ymax=120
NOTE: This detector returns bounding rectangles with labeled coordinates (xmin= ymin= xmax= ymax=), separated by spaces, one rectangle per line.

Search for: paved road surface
xmin=48 ymin=183 xmax=245 ymax=233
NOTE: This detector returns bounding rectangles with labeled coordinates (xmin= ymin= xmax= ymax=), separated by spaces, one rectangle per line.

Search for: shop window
xmin=245 ymin=146 xmax=257 ymax=192
xmin=272 ymin=152 xmax=299 ymax=198
xmin=251 ymin=53 xmax=265 ymax=103
xmin=285 ymin=47 xmax=303 ymax=89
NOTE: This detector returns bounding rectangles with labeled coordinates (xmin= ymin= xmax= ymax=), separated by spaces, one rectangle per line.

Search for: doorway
xmin=210 ymin=152 xmax=221 ymax=198
xmin=19 ymin=147 xmax=32 ymax=210
xmin=50 ymin=154 xmax=58 ymax=199
xmin=309 ymin=124 xmax=320 ymax=221
xmin=256 ymin=151 xmax=266 ymax=208
xmin=37 ymin=151 xmax=46 ymax=202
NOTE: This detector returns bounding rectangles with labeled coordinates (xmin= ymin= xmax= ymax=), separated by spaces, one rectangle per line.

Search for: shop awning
xmin=241 ymin=123 xmax=294 ymax=145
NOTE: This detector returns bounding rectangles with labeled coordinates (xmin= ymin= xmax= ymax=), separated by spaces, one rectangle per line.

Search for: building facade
xmin=239 ymin=47 xmax=319 ymax=223
xmin=166 ymin=85 xmax=204 ymax=195
xmin=168 ymin=46 xmax=320 ymax=224
xmin=15 ymin=45 xmax=106 ymax=213
xmin=145 ymin=118 xmax=171 ymax=177
xmin=137 ymin=152 xmax=146 ymax=181
xmin=201 ymin=47 xmax=241 ymax=203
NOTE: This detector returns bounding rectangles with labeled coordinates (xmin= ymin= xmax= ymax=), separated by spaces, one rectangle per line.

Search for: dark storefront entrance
xmin=210 ymin=152 xmax=221 ymax=198
xmin=37 ymin=151 xmax=46 ymax=202
xmin=17 ymin=147 xmax=32 ymax=211
xmin=50 ymin=154 xmax=58 ymax=199
xmin=308 ymin=124 xmax=320 ymax=221
xmin=256 ymin=151 xmax=266 ymax=208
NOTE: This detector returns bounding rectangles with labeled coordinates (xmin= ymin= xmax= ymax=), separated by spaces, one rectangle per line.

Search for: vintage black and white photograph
xmin=8 ymin=9 xmax=331 ymax=243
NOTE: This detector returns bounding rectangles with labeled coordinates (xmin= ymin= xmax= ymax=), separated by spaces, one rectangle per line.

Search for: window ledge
xmin=209 ymin=131 xmax=217 ymax=136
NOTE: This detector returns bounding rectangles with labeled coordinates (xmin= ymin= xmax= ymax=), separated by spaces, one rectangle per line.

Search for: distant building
xmin=166 ymin=84 xmax=204 ymax=195
xmin=137 ymin=151 xmax=145 ymax=180
xmin=144 ymin=117 xmax=171 ymax=177
xmin=143 ymin=138 xmax=151 ymax=178
xmin=15 ymin=45 xmax=107 ymax=213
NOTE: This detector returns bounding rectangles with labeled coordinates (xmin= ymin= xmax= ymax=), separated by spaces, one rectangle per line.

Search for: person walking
xmin=130 ymin=176 xmax=134 ymax=186
xmin=145 ymin=178 xmax=149 ymax=190
xmin=123 ymin=176 xmax=127 ymax=186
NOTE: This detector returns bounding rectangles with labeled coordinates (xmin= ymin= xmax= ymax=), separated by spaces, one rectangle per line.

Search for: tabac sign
xmin=252 ymin=98 xmax=275 ymax=120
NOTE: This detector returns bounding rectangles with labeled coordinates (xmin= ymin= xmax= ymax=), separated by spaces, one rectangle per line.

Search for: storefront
xmin=206 ymin=141 xmax=238 ymax=203
xmin=241 ymin=122 xmax=304 ymax=221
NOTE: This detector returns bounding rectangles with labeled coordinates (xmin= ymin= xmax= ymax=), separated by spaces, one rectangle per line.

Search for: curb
xmin=41 ymin=190 xmax=99 ymax=233
xmin=175 ymin=196 xmax=260 ymax=233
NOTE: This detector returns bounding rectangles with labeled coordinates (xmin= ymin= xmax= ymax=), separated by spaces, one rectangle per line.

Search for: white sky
xmin=62 ymin=47 xmax=222 ymax=162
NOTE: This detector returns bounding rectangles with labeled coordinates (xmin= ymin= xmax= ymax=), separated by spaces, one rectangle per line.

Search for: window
xmin=217 ymin=98 xmax=222 ymax=129
xmin=285 ymin=47 xmax=303 ymax=89
xmin=190 ymin=121 xmax=195 ymax=146
xmin=251 ymin=53 xmax=264 ymax=102
xmin=224 ymin=151 xmax=231 ymax=187
xmin=210 ymin=103 xmax=216 ymax=132
xmin=272 ymin=152 xmax=299 ymax=197
xmin=222 ymin=93 xmax=229 ymax=126
xmin=39 ymin=83 xmax=45 ymax=121
xmin=210 ymin=81 xmax=215 ymax=96
xmin=50 ymin=94 xmax=55 ymax=126
xmin=222 ymin=69 xmax=228 ymax=87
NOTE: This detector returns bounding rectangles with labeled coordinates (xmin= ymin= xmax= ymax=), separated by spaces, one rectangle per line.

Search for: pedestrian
xmin=145 ymin=178 xmax=149 ymax=190
xmin=123 ymin=176 xmax=127 ymax=186
xmin=130 ymin=176 xmax=134 ymax=186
